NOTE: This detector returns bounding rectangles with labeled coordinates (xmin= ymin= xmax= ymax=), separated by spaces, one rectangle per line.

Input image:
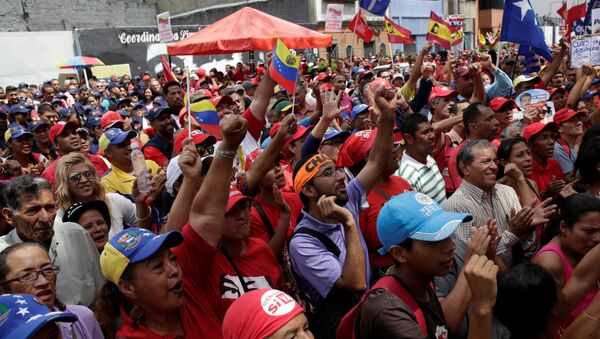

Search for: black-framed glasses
xmin=1 ymin=266 xmax=60 ymax=284
xmin=313 ymin=167 xmax=343 ymax=179
xmin=197 ymin=144 xmax=215 ymax=156
xmin=68 ymin=170 xmax=93 ymax=182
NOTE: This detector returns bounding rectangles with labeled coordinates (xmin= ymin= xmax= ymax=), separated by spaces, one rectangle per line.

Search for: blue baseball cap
xmin=132 ymin=102 xmax=146 ymax=111
xmin=33 ymin=92 xmax=43 ymax=100
xmin=50 ymin=99 xmax=63 ymax=106
xmin=323 ymin=127 xmax=350 ymax=143
xmin=582 ymin=90 xmax=598 ymax=101
xmin=377 ymin=191 xmax=472 ymax=255
xmin=9 ymin=104 xmax=30 ymax=116
xmin=152 ymin=96 xmax=169 ymax=107
xmin=0 ymin=293 xmax=78 ymax=339
xmin=29 ymin=120 xmax=50 ymax=132
xmin=100 ymin=228 xmax=184 ymax=284
xmin=69 ymin=88 xmax=80 ymax=95
xmin=5 ymin=123 xmax=33 ymax=143
xmin=85 ymin=115 xmax=102 ymax=128
xmin=116 ymin=98 xmax=132 ymax=107
xmin=107 ymin=82 xmax=122 ymax=90
xmin=351 ymin=104 xmax=369 ymax=119
xmin=147 ymin=106 xmax=175 ymax=122
xmin=55 ymin=93 xmax=68 ymax=100
xmin=57 ymin=107 xmax=71 ymax=118
xmin=98 ymin=128 xmax=137 ymax=151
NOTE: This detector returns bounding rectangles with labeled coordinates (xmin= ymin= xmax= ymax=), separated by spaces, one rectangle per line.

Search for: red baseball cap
xmin=210 ymin=95 xmax=235 ymax=108
xmin=315 ymin=73 xmax=331 ymax=82
xmin=523 ymin=122 xmax=559 ymax=143
xmin=552 ymin=108 xmax=584 ymax=125
xmin=49 ymin=121 xmax=79 ymax=144
xmin=337 ymin=129 xmax=376 ymax=167
xmin=453 ymin=66 xmax=469 ymax=78
xmin=222 ymin=289 xmax=304 ymax=339
xmin=101 ymin=111 xmax=124 ymax=130
xmin=173 ymin=129 xmax=216 ymax=155
xmin=489 ymin=97 xmax=517 ymax=112
xmin=269 ymin=124 xmax=313 ymax=146
xmin=549 ymin=87 xmax=566 ymax=97
xmin=226 ymin=188 xmax=253 ymax=213
xmin=429 ymin=86 xmax=458 ymax=103
xmin=320 ymin=83 xmax=333 ymax=92
xmin=370 ymin=77 xmax=392 ymax=90
xmin=245 ymin=148 xmax=264 ymax=171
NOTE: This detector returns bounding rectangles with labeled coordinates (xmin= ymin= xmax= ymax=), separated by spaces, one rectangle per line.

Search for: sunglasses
xmin=68 ymin=170 xmax=93 ymax=182
xmin=196 ymin=143 xmax=215 ymax=156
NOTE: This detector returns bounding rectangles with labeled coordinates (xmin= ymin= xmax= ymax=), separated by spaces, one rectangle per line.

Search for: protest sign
xmin=325 ymin=4 xmax=344 ymax=32
xmin=593 ymin=8 xmax=600 ymax=34
xmin=515 ymin=89 xmax=555 ymax=122
xmin=156 ymin=11 xmax=174 ymax=43
xmin=570 ymin=35 xmax=593 ymax=68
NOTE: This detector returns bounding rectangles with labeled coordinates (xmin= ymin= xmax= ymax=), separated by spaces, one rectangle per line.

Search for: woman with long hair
xmin=54 ymin=153 xmax=153 ymax=239
xmin=497 ymin=136 xmax=541 ymax=206
xmin=0 ymin=242 xmax=103 ymax=338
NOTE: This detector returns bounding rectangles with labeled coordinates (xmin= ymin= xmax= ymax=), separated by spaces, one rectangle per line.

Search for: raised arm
xmin=161 ymin=138 xmax=203 ymax=233
xmin=470 ymin=62 xmax=485 ymax=103
xmin=406 ymin=42 xmax=432 ymax=92
xmin=355 ymin=85 xmax=395 ymax=193
xmin=540 ymin=39 xmax=568 ymax=86
xmin=245 ymin=114 xmax=296 ymax=194
xmin=189 ymin=115 xmax=248 ymax=247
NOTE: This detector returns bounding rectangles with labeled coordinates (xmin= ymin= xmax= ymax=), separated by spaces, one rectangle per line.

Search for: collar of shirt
xmin=460 ymin=180 xmax=497 ymax=201
xmin=299 ymin=208 xmax=343 ymax=232
xmin=402 ymin=152 xmax=435 ymax=170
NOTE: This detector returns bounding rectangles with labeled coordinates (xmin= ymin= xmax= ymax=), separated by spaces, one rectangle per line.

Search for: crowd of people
xmin=0 ymin=38 xmax=600 ymax=339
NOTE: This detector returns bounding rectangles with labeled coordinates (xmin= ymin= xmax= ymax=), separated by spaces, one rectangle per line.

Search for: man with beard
xmin=41 ymin=121 xmax=108 ymax=187
xmin=288 ymin=87 xmax=395 ymax=339
xmin=1 ymin=86 xmax=20 ymax=113
xmin=0 ymin=175 xmax=103 ymax=305
xmin=143 ymin=106 xmax=175 ymax=166
xmin=523 ymin=122 xmax=566 ymax=197
xmin=447 ymin=102 xmax=500 ymax=195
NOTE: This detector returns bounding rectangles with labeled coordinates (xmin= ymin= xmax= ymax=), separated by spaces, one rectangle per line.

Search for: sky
xmin=529 ymin=0 xmax=565 ymax=19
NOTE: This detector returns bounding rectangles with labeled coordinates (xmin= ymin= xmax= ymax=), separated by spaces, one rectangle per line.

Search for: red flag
xmin=160 ymin=55 xmax=178 ymax=83
xmin=384 ymin=16 xmax=416 ymax=44
xmin=349 ymin=10 xmax=374 ymax=43
xmin=566 ymin=0 xmax=587 ymax=26
xmin=557 ymin=2 xmax=567 ymax=19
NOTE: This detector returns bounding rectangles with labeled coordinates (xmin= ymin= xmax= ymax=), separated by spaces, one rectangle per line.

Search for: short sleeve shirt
xmin=289 ymin=178 xmax=371 ymax=305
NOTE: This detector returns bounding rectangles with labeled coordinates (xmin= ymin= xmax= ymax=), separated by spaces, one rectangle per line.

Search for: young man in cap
xmin=288 ymin=88 xmax=396 ymax=338
xmin=30 ymin=120 xmax=57 ymax=161
xmin=354 ymin=191 xmax=498 ymax=339
xmin=512 ymin=75 xmax=541 ymax=96
xmin=523 ymin=122 xmax=566 ymax=196
xmin=100 ymin=127 xmax=162 ymax=198
xmin=444 ymin=140 xmax=555 ymax=266
xmin=42 ymin=121 xmax=108 ymax=187
xmin=9 ymin=104 xmax=31 ymax=129
xmin=143 ymin=106 xmax=176 ymax=166
xmin=552 ymin=108 xmax=585 ymax=181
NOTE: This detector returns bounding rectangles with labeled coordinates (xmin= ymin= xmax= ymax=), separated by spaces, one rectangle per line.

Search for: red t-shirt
xmin=359 ymin=177 xmax=413 ymax=268
xmin=447 ymin=141 xmax=465 ymax=194
xmin=116 ymin=306 xmax=184 ymax=339
xmin=529 ymin=158 xmax=565 ymax=193
xmin=172 ymin=224 xmax=283 ymax=339
xmin=249 ymin=192 xmax=303 ymax=243
xmin=41 ymin=153 xmax=108 ymax=188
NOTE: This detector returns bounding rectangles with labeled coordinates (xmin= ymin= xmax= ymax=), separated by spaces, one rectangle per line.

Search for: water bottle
xmin=131 ymin=143 xmax=150 ymax=194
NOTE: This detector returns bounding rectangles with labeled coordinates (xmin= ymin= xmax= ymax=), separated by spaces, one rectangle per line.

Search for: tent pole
xmin=83 ymin=67 xmax=90 ymax=89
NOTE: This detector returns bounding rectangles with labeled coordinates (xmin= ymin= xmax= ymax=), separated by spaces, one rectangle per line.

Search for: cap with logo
xmin=49 ymin=121 xmax=79 ymax=144
xmin=377 ymin=191 xmax=472 ymax=255
xmin=147 ymin=106 xmax=176 ymax=122
xmin=428 ymin=86 xmax=458 ymax=103
xmin=226 ymin=188 xmax=253 ymax=213
xmin=5 ymin=123 xmax=33 ymax=143
xmin=101 ymin=111 xmax=124 ymax=130
xmin=100 ymin=228 xmax=184 ymax=284
xmin=489 ymin=97 xmax=517 ymax=112
xmin=274 ymin=100 xmax=293 ymax=116
xmin=222 ymin=289 xmax=304 ymax=339
xmin=552 ymin=108 xmax=584 ymax=125
xmin=351 ymin=104 xmax=369 ymax=119
xmin=173 ymin=129 xmax=216 ymax=155
xmin=9 ymin=104 xmax=31 ymax=116
xmin=0 ymin=293 xmax=78 ymax=339
xmin=98 ymin=128 xmax=137 ymax=151
xmin=323 ymin=127 xmax=350 ymax=143
xmin=29 ymin=120 xmax=50 ymax=133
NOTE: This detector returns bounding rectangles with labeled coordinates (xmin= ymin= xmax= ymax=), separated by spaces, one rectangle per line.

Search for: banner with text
xmin=325 ymin=4 xmax=344 ymax=32
xmin=156 ymin=11 xmax=174 ymax=43
xmin=570 ymin=34 xmax=600 ymax=68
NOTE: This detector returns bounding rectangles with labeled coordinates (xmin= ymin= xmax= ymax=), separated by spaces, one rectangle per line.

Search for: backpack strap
xmin=372 ymin=186 xmax=391 ymax=201
xmin=373 ymin=276 xmax=428 ymax=336
xmin=252 ymin=201 xmax=275 ymax=237
xmin=293 ymin=227 xmax=341 ymax=258
xmin=556 ymin=137 xmax=571 ymax=157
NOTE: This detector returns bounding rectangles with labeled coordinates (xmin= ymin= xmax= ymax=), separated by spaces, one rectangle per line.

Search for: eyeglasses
xmin=313 ymin=167 xmax=343 ymax=179
xmin=197 ymin=143 xmax=215 ymax=156
xmin=68 ymin=170 xmax=93 ymax=182
xmin=1 ymin=266 xmax=60 ymax=284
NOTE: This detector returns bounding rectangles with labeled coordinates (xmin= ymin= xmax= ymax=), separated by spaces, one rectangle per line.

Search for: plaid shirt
xmin=442 ymin=180 xmax=537 ymax=266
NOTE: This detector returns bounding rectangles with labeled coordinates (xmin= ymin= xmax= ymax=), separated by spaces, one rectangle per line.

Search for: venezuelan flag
xmin=190 ymin=100 xmax=221 ymax=139
xmin=269 ymin=39 xmax=300 ymax=93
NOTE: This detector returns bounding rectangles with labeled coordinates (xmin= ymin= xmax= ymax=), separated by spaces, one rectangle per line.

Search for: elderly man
xmin=0 ymin=175 xmax=103 ymax=305
xmin=443 ymin=140 xmax=555 ymax=266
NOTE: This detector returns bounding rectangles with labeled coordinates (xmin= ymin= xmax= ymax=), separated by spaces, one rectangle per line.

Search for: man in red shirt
xmin=523 ymin=122 xmax=565 ymax=197
xmin=42 ymin=121 xmax=108 ymax=187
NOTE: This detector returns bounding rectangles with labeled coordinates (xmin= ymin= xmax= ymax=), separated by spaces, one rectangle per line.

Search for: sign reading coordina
xmin=118 ymin=30 xmax=196 ymax=45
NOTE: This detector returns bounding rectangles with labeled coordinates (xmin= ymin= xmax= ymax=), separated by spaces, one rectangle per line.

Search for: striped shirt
xmin=442 ymin=180 xmax=537 ymax=266
xmin=397 ymin=152 xmax=446 ymax=204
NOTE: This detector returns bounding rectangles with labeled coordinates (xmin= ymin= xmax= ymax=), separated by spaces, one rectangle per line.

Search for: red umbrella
xmin=167 ymin=7 xmax=332 ymax=55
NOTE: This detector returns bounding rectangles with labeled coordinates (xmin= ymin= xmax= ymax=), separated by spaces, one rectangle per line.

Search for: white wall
xmin=0 ymin=31 xmax=75 ymax=88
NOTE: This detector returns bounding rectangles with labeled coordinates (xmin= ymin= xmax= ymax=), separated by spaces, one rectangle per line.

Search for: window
xmin=364 ymin=41 xmax=375 ymax=57
xmin=346 ymin=45 xmax=353 ymax=58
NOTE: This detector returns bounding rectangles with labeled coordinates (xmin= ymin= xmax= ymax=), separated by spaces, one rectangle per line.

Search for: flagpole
xmin=290 ymin=72 xmax=299 ymax=116
xmin=185 ymin=66 xmax=191 ymax=135
xmin=332 ymin=27 xmax=350 ymax=58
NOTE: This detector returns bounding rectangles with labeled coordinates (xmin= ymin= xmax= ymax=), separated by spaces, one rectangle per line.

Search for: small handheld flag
xmin=190 ymin=100 xmax=221 ymax=139
xmin=451 ymin=27 xmax=464 ymax=46
xmin=426 ymin=12 xmax=453 ymax=50
xmin=269 ymin=39 xmax=300 ymax=94
xmin=384 ymin=16 xmax=416 ymax=44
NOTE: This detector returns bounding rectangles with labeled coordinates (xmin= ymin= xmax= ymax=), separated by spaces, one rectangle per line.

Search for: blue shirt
xmin=289 ymin=178 xmax=371 ymax=305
